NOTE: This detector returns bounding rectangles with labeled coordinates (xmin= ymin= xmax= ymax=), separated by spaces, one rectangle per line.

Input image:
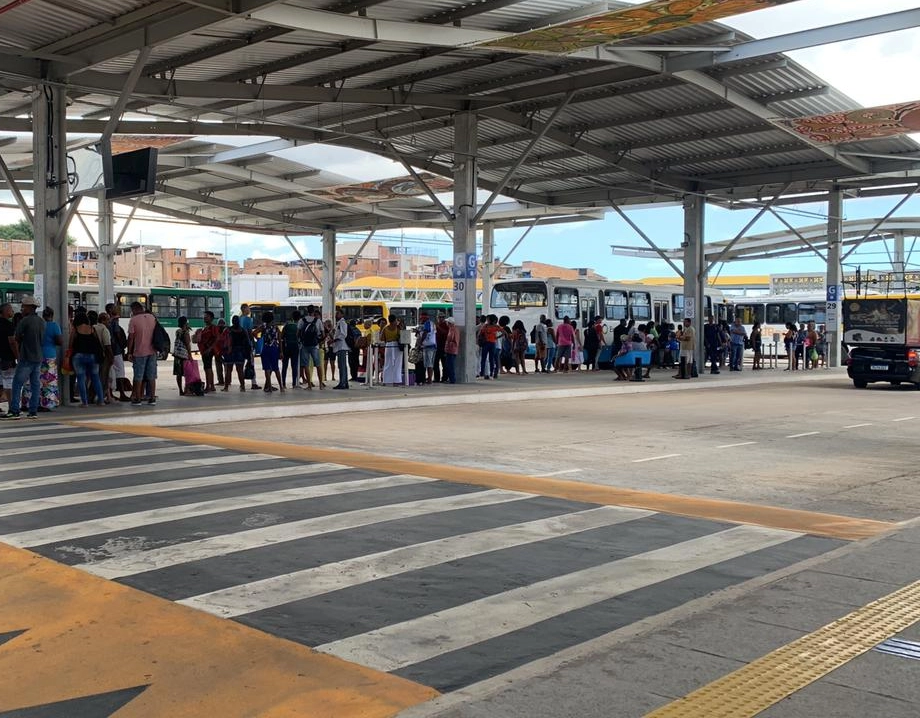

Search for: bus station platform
xmin=50 ymin=361 xmax=836 ymax=428
xmin=1 ymin=366 xmax=918 ymax=718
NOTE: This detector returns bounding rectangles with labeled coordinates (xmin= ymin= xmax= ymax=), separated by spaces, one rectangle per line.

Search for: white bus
xmin=487 ymin=278 xmax=727 ymax=337
xmin=730 ymin=292 xmax=829 ymax=343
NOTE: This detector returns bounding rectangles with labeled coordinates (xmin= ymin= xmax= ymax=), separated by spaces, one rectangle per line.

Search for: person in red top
xmin=479 ymin=314 xmax=501 ymax=380
xmin=197 ymin=310 xmax=221 ymax=393
xmin=554 ymin=316 xmax=576 ymax=373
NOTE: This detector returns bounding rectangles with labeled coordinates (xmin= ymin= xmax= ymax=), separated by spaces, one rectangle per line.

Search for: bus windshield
xmin=491 ymin=282 xmax=547 ymax=310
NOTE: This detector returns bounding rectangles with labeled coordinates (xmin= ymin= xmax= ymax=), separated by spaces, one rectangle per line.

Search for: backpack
xmin=346 ymin=324 xmax=361 ymax=350
xmin=281 ymin=322 xmax=299 ymax=347
xmin=300 ymin=318 xmax=319 ymax=346
xmin=152 ymin=320 xmax=170 ymax=359
xmin=530 ymin=326 xmax=536 ymax=343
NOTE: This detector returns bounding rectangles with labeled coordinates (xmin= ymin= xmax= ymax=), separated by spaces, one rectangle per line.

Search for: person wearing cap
xmin=4 ymin=296 xmax=44 ymax=419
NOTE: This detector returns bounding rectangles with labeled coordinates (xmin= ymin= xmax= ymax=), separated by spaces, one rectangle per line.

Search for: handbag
xmin=243 ymin=360 xmax=255 ymax=380
xmin=407 ymin=346 xmax=422 ymax=365
xmin=61 ymin=349 xmax=74 ymax=375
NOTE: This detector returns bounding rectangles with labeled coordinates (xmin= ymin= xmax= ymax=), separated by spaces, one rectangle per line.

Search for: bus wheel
xmin=853 ymin=379 xmax=868 ymax=389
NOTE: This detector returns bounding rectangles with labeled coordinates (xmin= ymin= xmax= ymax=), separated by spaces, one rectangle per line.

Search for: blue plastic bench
xmin=613 ymin=350 xmax=653 ymax=368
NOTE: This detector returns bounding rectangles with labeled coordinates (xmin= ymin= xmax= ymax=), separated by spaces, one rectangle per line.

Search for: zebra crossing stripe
xmin=0 ymin=475 xmax=436 ymax=547
xmin=1 ymin=429 xmax=120 ymax=444
xmin=0 ymin=423 xmax=85 ymax=437
xmin=2 ymin=436 xmax=160 ymax=457
xmin=0 ymin=463 xmax=347 ymax=518
xmin=180 ymin=505 xmax=656 ymax=618
xmin=0 ymin=454 xmax=276 ymax=491
xmin=84 ymin=489 xmax=532 ymax=579
xmin=317 ymin=525 xmax=800 ymax=672
xmin=0 ymin=446 xmax=176 ymax=473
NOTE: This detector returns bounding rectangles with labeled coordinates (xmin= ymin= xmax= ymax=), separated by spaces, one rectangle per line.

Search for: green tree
xmin=0 ymin=220 xmax=77 ymax=244
xmin=0 ymin=219 xmax=33 ymax=240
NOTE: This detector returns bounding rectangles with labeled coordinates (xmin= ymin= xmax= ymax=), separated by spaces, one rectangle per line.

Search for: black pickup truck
xmin=843 ymin=298 xmax=920 ymax=389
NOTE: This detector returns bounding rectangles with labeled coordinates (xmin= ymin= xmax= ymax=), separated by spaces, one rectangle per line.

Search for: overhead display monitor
xmin=107 ymin=147 xmax=159 ymax=200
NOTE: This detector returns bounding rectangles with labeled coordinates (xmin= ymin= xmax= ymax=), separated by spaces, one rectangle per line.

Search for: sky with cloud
xmin=2 ymin=0 xmax=919 ymax=281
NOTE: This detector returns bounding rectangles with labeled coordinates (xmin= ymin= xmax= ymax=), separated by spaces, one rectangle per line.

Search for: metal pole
xmin=97 ymin=192 xmax=115 ymax=306
xmin=32 ymin=84 xmax=68 ymax=317
xmin=682 ymin=194 xmax=706 ymax=370
xmin=482 ymin=222 xmax=494 ymax=319
xmin=453 ymin=111 xmax=479 ymax=384
xmin=32 ymin=81 xmax=69 ymax=400
xmin=321 ymin=228 xmax=336 ymax=320
xmin=827 ymin=188 xmax=843 ymax=368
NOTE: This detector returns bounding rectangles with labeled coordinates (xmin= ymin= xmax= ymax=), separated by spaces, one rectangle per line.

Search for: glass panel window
xmin=490 ymin=282 xmax=547 ymax=310
xmin=152 ymin=294 xmax=179 ymax=319
xmin=629 ymin=291 xmax=651 ymax=321
xmin=553 ymin=287 xmax=579 ymax=320
xmin=207 ymin=296 xmax=226 ymax=318
xmin=798 ymin=302 xmax=827 ymax=325
xmin=672 ymin=294 xmax=684 ymax=323
xmin=735 ymin=303 xmax=766 ymax=324
xmin=179 ymin=295 xmax=206 ymax=321
xmin=603 ymin=290 xmax=628 ymax=320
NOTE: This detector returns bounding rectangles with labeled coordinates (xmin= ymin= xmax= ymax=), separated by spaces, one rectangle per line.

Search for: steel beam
xmin=668 ymin=9 xmax=920 ymax=72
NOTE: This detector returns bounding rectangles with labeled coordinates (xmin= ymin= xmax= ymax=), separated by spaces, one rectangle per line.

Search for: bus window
xmin=115 ymin=291 xmax=148 ymax=317
xmin=735 ymin=303 xmax=765 ymax=324
xmin=179 ymin=295 xmax=207 ymax=321
xmin=70 ymin=290 xmax=88 ymax=310
xmin=798 ymin=302 xmax=826 ymax=325
xmin=554 ymin=287 xmax=579 ymax=320
xmin=390 ymin=306 xmax=418 ymax=327
xmin=603 ymin=290 xmax=627 ymax=320
xmin=704 ymin=296 xmax=712 ymax=320
xmin=152 ymin=294 xmax=179 ymax=320
xmin=629 ymin=291 xmax=651 ymax=321
xmin=766 ymin=302 xmax=796 ymax=325
xmin=672 ymin=294 xmax=684 ymax=323
xmin=491 ymin=282 xmax=547 ymax=311
xmin=206 ymin=295 xmax=226 ymax=320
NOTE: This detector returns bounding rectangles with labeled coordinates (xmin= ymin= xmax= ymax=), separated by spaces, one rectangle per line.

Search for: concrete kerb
xmin=76 ymin=369 xmax=841 ymax=428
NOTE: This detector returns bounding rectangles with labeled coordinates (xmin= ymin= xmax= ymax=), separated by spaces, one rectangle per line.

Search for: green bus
xmin=0 ymin=282 xmax=229 ymax=329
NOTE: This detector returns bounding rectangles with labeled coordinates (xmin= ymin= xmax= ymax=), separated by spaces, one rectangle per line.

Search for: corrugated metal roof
xmin=0 ymin=0 xmax=917 ymax=234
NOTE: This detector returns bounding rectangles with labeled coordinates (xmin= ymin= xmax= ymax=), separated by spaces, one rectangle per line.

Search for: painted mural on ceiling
xmin=482 ymin=0 xmax=799 ymax=54
xmin=310 ymin=173 xmax=453 ymax=204
xmin=781 ymin=101 xmax=920 ymax=144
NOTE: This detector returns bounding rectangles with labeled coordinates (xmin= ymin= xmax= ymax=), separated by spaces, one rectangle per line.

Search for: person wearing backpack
xmin=126 ymin=301 xmax=158 ymax=406
xmin=280 ymin=310 xmax=301 ymax=389
xmin=105 ymin=302 xmax=131 ymax=401
xmin=298 ymin=306 xmax=325 ymax=389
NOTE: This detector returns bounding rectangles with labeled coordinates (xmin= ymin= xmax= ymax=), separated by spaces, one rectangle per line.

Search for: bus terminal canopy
xmin=1 ymin=0 xmax=920 ymax=236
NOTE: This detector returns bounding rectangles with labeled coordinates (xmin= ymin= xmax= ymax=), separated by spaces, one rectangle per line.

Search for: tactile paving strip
xmin=645 ymin=579 xmax=920 ymax=717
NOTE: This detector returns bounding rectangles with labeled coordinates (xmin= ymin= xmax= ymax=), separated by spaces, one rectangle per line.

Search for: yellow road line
xmin=0 ymin=543 xmax=437 ymax=717
xmin=644 ymin=579 xmax=920 ymax=717
xmin=79 ymin=422 xmax=896 ymax=541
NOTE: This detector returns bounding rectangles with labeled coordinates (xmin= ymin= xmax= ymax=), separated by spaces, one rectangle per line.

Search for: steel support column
xmin=682 ymin=194 xmax=706 ymax=368
xmin=32 ymin=82 xmax=68 ymax=347
xmin=893 ymin=231 xmax=906 ymax=295
xmin=827 ymin=188 xmax=843 ymax=368
xmin=454 ymin=112 xmax=478 ymax=384
xmin=321 ymin=228 xmax=336 ymax=320
xmin=97 ymin=192 xmax=115 ymax=307
xmin=482 ymin=222 xmax=494 ymax=325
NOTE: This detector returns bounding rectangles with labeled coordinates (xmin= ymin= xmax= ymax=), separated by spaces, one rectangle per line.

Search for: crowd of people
xmin=1 ymin=296 xmax=832 ymax=418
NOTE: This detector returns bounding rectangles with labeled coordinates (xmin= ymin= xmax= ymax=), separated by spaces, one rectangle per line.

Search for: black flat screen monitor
xmin=107 ymin=147 xmax=158 ymax=200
